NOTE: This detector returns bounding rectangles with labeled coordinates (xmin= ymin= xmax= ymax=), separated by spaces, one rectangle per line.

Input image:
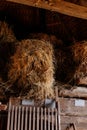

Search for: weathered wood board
xmin=59 ymin=97 xmax=87 ymax=130
xmin=59 ymin=87 xmax=87 ymax=99
xmin=61 ymin=116 xmax=87 ymax=130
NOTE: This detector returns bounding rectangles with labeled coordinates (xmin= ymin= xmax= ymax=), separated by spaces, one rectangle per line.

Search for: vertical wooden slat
xmin=17 ymin=106 xmax=21 ymax=130
xmin=55 ymin=109 xmax=57 ymax=130
xmin=25 ymin=107 xmax=28 ymax=130
xmin=33 ymin=107 xmax=35 ymax=130
xmin=57 ymin=101 xmax=61 ymax=130
xmin=11 ymin=106 xmax=14 ymax=130
xmin=7 ymin=106 xmax=11 ymax=130
xmin=14 ymin=106 xmax=18 ymax=130
xmin=52 ymin=108 xmax=54 ymax=130
xmin=37 ymin=107 xmax=39 ymax=130
xmin=29 ymin=107 xmax=32 ymax=130
xmin=21 ymin=106 xmax=24 ymax=130
xmin=55 ymin=87 xmax=61 ymax=130
xmin=48 ymin=108 xmax=50 ymax=130
xmin=44 ymin=108 xmax=46 ymax=130
xmin=41 ymin=108 xmax=43 ymax=130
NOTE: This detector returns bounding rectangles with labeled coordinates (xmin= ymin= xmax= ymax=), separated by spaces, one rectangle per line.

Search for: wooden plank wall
xmin=59 ymin=97 xmax=87 ymax=130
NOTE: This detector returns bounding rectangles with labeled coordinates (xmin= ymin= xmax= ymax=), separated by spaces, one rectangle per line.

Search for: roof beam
xmin=6 ymin=0 xmax=87 ymax=20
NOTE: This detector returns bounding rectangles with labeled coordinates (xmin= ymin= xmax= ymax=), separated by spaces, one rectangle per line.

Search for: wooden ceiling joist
xmin=6 ymin=0 xmax=87 ymax=20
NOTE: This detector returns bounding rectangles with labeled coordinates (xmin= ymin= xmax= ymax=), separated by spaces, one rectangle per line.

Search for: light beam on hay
xmin=8 ymin=39 xmax=55 ymax=100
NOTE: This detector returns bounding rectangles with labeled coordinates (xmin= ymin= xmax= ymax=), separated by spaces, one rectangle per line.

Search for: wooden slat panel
xmin=6 ymin=105 xmax=59 ymax=130
xmin=6 ymin=0 xmax=87 ymax=20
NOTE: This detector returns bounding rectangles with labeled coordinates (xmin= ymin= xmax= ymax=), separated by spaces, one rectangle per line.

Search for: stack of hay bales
xmin=0 ymin=20 xmax=87 ymax=102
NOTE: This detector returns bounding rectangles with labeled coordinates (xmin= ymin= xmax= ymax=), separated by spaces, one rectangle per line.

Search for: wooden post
xmin=55 ymin=87 xmax=61 ymax=130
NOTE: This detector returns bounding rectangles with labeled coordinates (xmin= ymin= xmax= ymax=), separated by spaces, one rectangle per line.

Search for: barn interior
xmin=0 ymin=0 xmax=87 ymax=130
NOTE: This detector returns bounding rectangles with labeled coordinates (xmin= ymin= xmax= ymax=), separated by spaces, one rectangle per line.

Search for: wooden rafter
xmin=6 ymin=0 xmax=87 ymax=20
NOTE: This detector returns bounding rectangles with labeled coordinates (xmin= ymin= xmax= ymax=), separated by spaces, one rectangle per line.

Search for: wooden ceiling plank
xmin=6 ymin=0 xmax=87 ymax=20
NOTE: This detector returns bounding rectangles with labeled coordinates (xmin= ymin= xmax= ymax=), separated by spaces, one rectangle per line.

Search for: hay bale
xmin=8 ymin=39 xmax=55 ymax=100
xmin=0 ymin=21 xmax=16 ymax=43
xmin=69 ymin=41 xmax=87 ymax=85
xmin=55 ymin=41 xmax=87 ymax=85
xmin=69 ymin=41 xmax=87 ymax=65
xmin=0 ymin=21 xmax=17 ymax=80
xmin=73 ymin=57 xmax=87 ymax=85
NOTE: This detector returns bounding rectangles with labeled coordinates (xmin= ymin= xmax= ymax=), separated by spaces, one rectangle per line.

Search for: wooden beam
xmin=59 ymin=87 xmax=87 ymax=99
xmin=6 ymin=0 xmax=87 ymax=20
